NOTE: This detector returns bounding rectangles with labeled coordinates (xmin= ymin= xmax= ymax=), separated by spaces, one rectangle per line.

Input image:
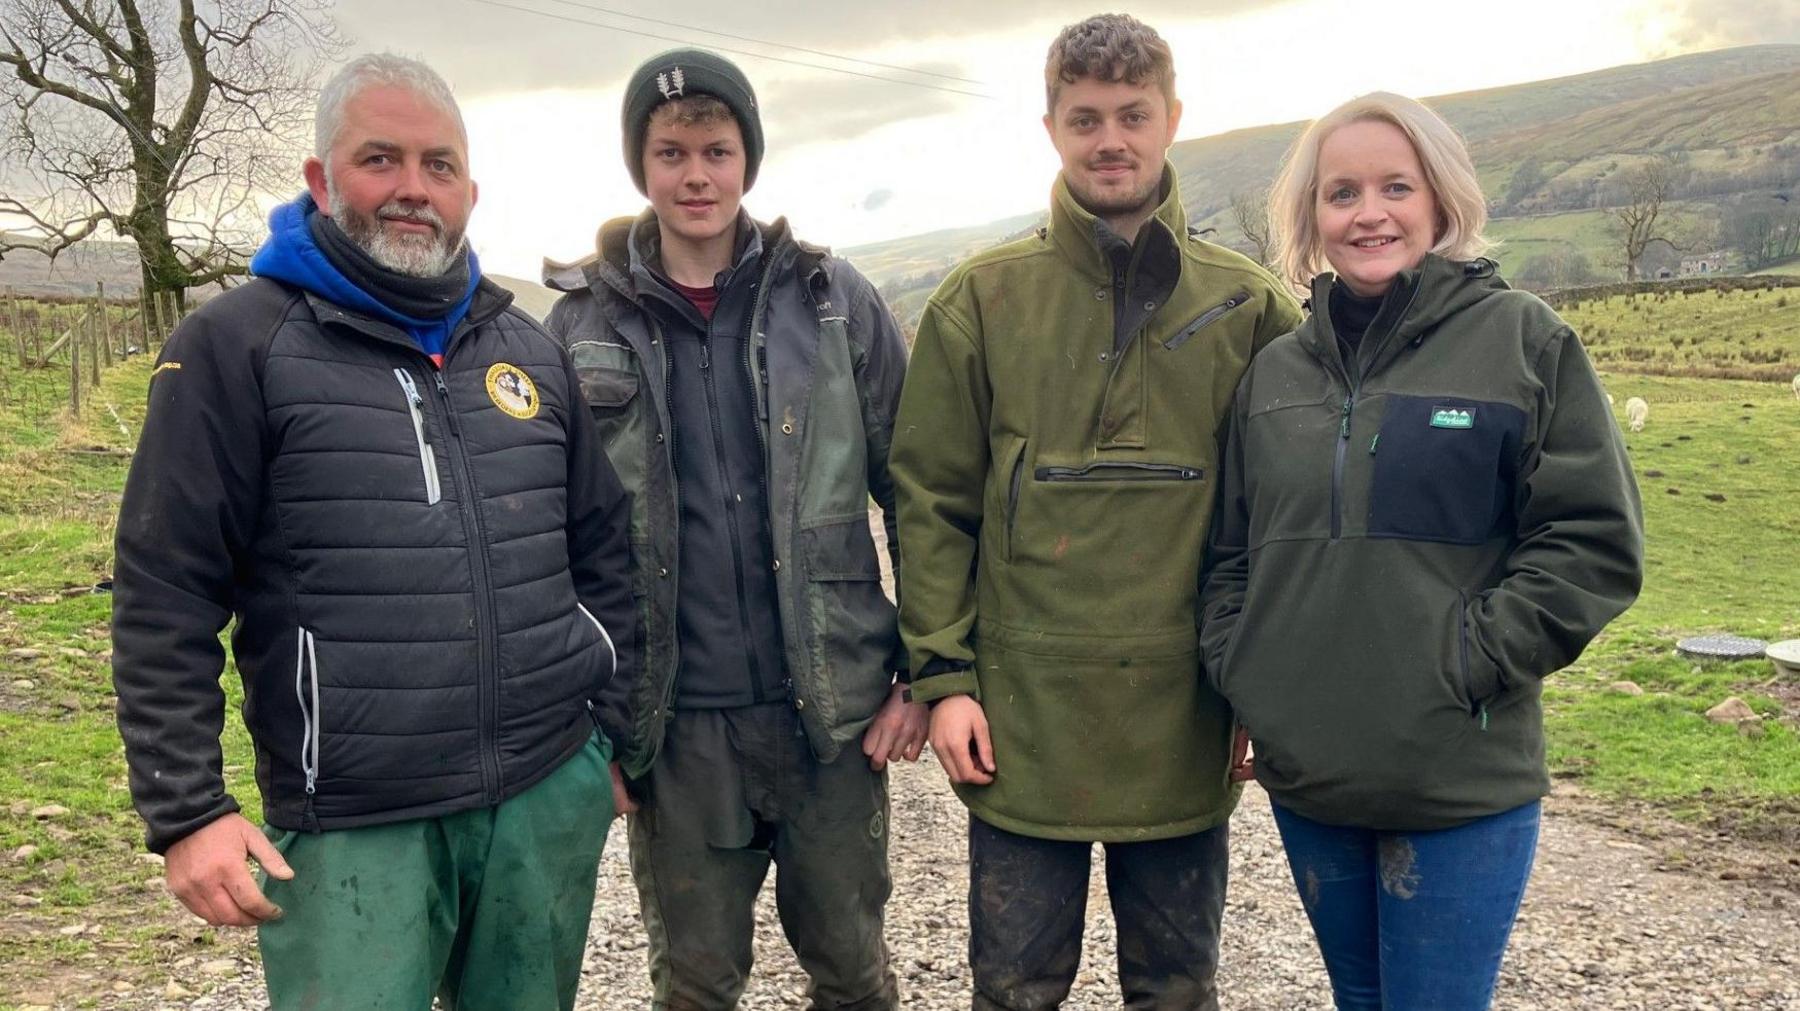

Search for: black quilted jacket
xmin=112 ymin=277 xmax=635 ymax=853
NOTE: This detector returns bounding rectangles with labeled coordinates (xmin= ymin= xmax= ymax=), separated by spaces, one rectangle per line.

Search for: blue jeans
xmin=1270 ymin=800 xmax=1541 ymax=1011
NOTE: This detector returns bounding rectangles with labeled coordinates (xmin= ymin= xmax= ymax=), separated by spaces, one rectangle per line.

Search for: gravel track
xmin=86 ymin=751 xmax=1799 ymax=1011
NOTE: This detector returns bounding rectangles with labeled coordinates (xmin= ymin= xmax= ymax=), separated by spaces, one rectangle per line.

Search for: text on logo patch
xmin=1430 ymin=407 xmax=1475 ymax=429
xmin=486 ymin=363 xmax=540 ymax=420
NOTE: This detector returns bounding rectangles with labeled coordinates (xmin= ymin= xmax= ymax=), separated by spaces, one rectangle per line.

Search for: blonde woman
xmin=1198 ymin=93 xmax=1644 ymax=1009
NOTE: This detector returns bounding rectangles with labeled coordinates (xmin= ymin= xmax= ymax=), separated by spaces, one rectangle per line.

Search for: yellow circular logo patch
xmin=485 ymin=363 xmax=539 ymax=420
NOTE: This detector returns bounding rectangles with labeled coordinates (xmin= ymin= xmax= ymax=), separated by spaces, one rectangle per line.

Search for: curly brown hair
xmin=649 ymin=94 xmax=736 ymax=129
xmin=1044 ymin=13 xmax=1176 ymax=114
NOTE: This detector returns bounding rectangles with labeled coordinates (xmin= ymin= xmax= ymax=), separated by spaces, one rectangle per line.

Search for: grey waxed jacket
xmin=543 ymin=211 xmax=909 ymax=776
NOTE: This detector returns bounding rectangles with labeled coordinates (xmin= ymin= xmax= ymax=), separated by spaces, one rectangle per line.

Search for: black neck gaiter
xmin=308 ymin=211 xmax=471 ymax=320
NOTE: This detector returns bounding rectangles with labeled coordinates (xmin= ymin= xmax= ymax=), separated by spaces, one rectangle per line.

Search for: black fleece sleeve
xmin=846 ymin=269 xmax=910 ymax=679
xmin=559 ymin=344 xmax=638 ymax=752
xmin=112 ymin=304 xmax=273 ymax=853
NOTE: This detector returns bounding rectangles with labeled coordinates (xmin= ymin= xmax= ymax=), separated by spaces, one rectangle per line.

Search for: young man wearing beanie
xmin=543 ymin=48 xmax=922 ymax=1010
xmin=891 ymin=14 xmax=1302 ymax=1009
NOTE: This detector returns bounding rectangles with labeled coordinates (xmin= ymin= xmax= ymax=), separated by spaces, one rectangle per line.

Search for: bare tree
xmin=0 ymin=1 xmax=343 ymax=305
xmin=1228 ymin=188 xmax=1272 ymax=268
xmin=1606 ymin=156 xmax=1696 ymax=281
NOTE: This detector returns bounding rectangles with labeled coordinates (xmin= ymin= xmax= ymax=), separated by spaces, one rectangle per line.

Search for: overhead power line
xmin=461 ymin=0 xmax=993 ymax=100
xmin=540 ymin=0 xmax=986 ymax=86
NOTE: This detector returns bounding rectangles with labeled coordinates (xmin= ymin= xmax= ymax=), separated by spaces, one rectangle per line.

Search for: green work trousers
xmin=257 ymin=732 xmax=614 ymax=1010
xmin=628 ymin=703 xmax=898 ymax=1010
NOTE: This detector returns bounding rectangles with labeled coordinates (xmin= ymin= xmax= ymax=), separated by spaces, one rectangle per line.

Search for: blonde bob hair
xmin=1269 ymin=92 xmax=1492 ymax=292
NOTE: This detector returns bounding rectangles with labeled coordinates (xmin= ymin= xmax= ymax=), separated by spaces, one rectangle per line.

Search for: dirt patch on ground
xmin=1547 ymin=784 xmax=1800 ymax=893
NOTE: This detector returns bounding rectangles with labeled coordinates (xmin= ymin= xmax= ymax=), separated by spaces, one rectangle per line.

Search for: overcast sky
xmin=325 ymin=0 xmax=1800 ymax=277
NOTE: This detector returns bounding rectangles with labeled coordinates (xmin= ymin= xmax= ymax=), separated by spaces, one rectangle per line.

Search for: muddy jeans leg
xmin=1373 ymin=801 xmax=1540 ymax=1010
xmin=967 ymin=815 xmax=1092 ymax=1011
xmin=1268 ymin=804 xmax=1382 ymax=1010
xmin=1271 ymin=801 xmax=1539 ymax=1011
xmin=1102 ymin=824 xmax=1229 ymax=1011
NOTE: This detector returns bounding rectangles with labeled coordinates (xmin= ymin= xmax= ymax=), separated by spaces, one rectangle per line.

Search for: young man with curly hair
xmin=891 ymin=15 xmax=1303 ymax=1009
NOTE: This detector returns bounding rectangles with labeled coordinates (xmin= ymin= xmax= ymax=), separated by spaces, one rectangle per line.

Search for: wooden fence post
xmin=87 ymin=308 xmax=101 ymax=390
xmin=10 ymin=289 xmax=27 ymax=368
xmin=69 ymin=314 xmax=81 ymax=415
xmin=97 ymin=284 xmax=113 ymax=368
xmin=149 ymin=290 xmax=165 ymax=349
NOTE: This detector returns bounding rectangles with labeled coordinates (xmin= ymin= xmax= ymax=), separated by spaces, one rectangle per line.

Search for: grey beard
xmin=325 ymin=178 xmax=466 ymax=278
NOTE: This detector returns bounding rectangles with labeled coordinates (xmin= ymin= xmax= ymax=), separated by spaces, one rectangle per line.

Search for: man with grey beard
xmin=111 ymin=53 xmax=635 ymax=1009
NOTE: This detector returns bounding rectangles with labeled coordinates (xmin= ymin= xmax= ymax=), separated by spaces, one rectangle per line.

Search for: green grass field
xmin=1485 ymin=208 xmax=1620 ymax=278
xmin=1561 ymin=285 xmax=1799 ymax=380
xmin=0 ymin=348 xmax=256 ymax=1000
xmin=1548 ymin=372 xmax=1800 ymax=837
xmin=0 ymin=286 xmax=1797 ymax=999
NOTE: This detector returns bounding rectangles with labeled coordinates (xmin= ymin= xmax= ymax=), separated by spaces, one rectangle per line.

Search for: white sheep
xmin=1791 ymin=372 xmax=1799 ymax=400
xmin=1625 ymin=397 xmax=1648 ymax=432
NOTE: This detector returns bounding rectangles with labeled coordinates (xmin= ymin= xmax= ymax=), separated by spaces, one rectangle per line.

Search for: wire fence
xmin=0 ymin=284 xmax=186 ymax=423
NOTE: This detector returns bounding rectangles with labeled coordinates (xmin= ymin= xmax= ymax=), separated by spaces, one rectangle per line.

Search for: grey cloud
xmin=863 ymin=189 xmax=895 ymax=211
xmin=757 ymin=70 xmax=961 ymax=144
xmin=334 ymin=0 xmax=1296 ymax=98
xmin=1661 ymin=1 xmax=1800 ymax=49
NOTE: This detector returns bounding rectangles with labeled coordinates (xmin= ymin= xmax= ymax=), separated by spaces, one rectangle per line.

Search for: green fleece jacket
xmin=1199 ymin=256 xmax=1644 ymax=831
xmin=892 ymin=167 xmax=1302 ymax=841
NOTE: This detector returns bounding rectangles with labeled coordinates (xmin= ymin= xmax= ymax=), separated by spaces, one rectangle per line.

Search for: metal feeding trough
xmin=1675 ymin=634 xmax=1767 ymax=661
xmin=1767 ymin=640 xmax=1800 ymax=678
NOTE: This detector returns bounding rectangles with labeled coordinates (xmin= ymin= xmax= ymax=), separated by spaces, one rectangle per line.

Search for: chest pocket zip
xmin=1163 ymin=291 xmax=1250 ymax=351
xmin=1036 ymin=462 xmax=1203 ymax=481
xmin=393 ymin=369 xmax=442 ymax=505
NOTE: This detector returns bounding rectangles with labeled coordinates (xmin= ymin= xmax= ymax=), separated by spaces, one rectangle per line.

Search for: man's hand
xmin=928 ymin=695 xmax=996 ymax=785
xmin=1229 ymin=725 xmax=1255 ymax=783
xmin=164 ymin=813 xmax=294 ymax=927
xmin=861 ymin=682 xmax=929 ymax=772
xmin=608 ymin=760 xmax=639 ymax=817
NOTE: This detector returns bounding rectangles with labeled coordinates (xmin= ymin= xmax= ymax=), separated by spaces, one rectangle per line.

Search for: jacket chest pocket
xmin=571 ymin=340 xmax=641 ymax=413
xmin=1366 ymin=394 xmax=1527 ymax=544
xmin=571 ymin=339 xmax=652 ymax=500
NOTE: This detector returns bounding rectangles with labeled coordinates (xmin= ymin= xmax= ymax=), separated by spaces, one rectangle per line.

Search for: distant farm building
xmin=1679 ymin=250 xmax=1731 ymax=276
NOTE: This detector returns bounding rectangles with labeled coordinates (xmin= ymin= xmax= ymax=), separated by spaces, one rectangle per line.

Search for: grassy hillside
xmin=1562 ymin=285 xmax=1799 ymax=381
xmin=1478 ymin=69 xmax=1800 ymax=164
xmin=1486 ymin=209 xmax=1620 ymax=276
xmin=856 ymin=45 xmax=1800 ymax=307
xmin=840 ymin=212 xmax=1041 ymax=285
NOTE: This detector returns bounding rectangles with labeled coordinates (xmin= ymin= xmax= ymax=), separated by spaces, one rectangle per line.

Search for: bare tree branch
xmin=1228 ymin=189 xmax=1273 ymax=268
xmin=0 ymin=0 xmax=343 ymax=303
xmin=1606 ymin=156 xmax=1704 ymax=281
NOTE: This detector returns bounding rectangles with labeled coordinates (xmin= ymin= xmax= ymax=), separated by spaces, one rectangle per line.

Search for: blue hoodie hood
xmin=250 ymin=193 xmax=481 ymax=360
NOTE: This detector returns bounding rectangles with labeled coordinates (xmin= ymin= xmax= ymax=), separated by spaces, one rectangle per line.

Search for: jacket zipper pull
xmin=1369 ymin=433 xmax=1380 ymax=455
xmin=1339 ymin=396 xmax=1354 ymax=440
xmin=698 ymin=340 xmax=711 ymax=370
xmin=434 ymin=371 xmax=463 ymax=436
